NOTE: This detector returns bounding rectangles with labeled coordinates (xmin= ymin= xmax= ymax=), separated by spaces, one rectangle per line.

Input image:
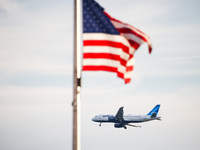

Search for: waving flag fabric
xmin=82 ymin=0 xmax=152 ymax=84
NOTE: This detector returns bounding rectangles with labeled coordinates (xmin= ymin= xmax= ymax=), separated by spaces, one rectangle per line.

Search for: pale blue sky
xmin=0 ymin=0 xmax=200 ymax=150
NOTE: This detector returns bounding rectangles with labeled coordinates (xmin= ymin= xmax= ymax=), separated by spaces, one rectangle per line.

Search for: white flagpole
xmin=72 ymin=0 xmax=82 ymax=150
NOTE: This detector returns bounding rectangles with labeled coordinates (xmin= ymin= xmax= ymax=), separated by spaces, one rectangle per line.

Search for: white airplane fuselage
xmin=92 ymin=114 xmax=161 ymax=123
xmin=92 ymin=105 xmax=161 ymax=129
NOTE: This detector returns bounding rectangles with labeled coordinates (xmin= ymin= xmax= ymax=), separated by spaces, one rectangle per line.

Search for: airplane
xmin=92 ymin=104 xmax=161 ymax=129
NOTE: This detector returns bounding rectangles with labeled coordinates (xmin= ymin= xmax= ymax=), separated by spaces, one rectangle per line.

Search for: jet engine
xmin=114 ymin=123 xmax=126 ymax=129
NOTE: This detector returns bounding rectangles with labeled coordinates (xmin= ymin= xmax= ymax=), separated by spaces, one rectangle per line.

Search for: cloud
xmin=100 ymin=0 xmax=172 ymax=25
xmin=0 ymin=0 xmax=27 ymax=16
xmin=0 ymin=85 xmax=72 ymax=105
xmin=134 ymin=55 xmax=200 ymax=78
xmin=0 ymin=1 xmax=73 ymax=78
xmin=0 ymin=84 xmax=74 ymax=150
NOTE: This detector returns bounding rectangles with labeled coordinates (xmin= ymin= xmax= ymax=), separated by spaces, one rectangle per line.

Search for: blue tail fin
xmin=147 ymin=105 xmax=160 ymax=117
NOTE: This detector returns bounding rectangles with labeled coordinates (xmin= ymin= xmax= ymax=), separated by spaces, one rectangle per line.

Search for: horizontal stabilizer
xmin=150 ymin=112 xmax=157 ymax=118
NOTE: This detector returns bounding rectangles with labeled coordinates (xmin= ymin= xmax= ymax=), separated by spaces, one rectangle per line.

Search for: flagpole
xmin=72 ymin=0 xmax=82 ymax=150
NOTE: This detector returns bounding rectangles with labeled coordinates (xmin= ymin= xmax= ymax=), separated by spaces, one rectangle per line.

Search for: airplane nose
xmin=92 ymin=117 xmax=96 ymax=122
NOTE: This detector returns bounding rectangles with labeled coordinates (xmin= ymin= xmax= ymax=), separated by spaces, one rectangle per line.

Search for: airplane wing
xmin=127 ymin=123 xmax=141 ymax=128
xmin=115 ymin=107 xmax=124 ymax=122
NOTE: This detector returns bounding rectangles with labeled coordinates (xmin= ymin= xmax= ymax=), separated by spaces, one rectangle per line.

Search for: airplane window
xmin=103 ymin=115 xmax=109 ymax=117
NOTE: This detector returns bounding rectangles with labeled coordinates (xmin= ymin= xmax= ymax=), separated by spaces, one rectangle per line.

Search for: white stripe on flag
xmin=83 ymin=33 xmax=131 ymax=48
xmin=111 ymin=20 xmax=151 ymax=44
xmin=83 ymin=58 xmax=126 ymax=73
xmin=83 ymin=46 xmax=130 ymax=61
xmin=121 ymin=33 xmax=144 ymax=45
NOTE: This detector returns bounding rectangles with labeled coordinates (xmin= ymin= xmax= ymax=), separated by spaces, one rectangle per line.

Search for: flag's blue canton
xmin=83 ymin=0 xmax=119 ymax=35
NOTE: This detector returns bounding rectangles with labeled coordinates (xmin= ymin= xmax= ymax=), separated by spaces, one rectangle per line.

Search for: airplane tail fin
xmin=147 ymin=105 xmax=160 ymax=118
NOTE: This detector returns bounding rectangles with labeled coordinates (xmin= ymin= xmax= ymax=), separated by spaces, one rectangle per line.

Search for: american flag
xmin=82 ymin=0 xmax=152 ymax=84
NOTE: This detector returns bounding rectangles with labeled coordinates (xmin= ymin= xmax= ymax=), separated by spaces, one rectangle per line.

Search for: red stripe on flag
xmin=128 ymin=40 xmax=140 ymax=50
xmin=83 ymin=65 xmax=117 ymax=72
xmin=84 ymin=40 xmax=130 ymax=54
xmin=125 ymin=78 xmax=131 ymax=84
xmin=117 ymin=28 xmax=148 ymax=43
xmin=116 ymin=72 xmax=131 ymax=84
xmin=83 ymin=65 xmax=131 ymax=84
xmin=83 ymin=53 xmax=127 ymax=66
xmin=104 ymin=11 xmax=152 ymax=54
xmin=126 ymin=66 xmax=133 ymax=71
xmin=117 ymin=72 xmax=124 ymax=78
xmin=104 ymin=12 xmax=149 ymax=41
